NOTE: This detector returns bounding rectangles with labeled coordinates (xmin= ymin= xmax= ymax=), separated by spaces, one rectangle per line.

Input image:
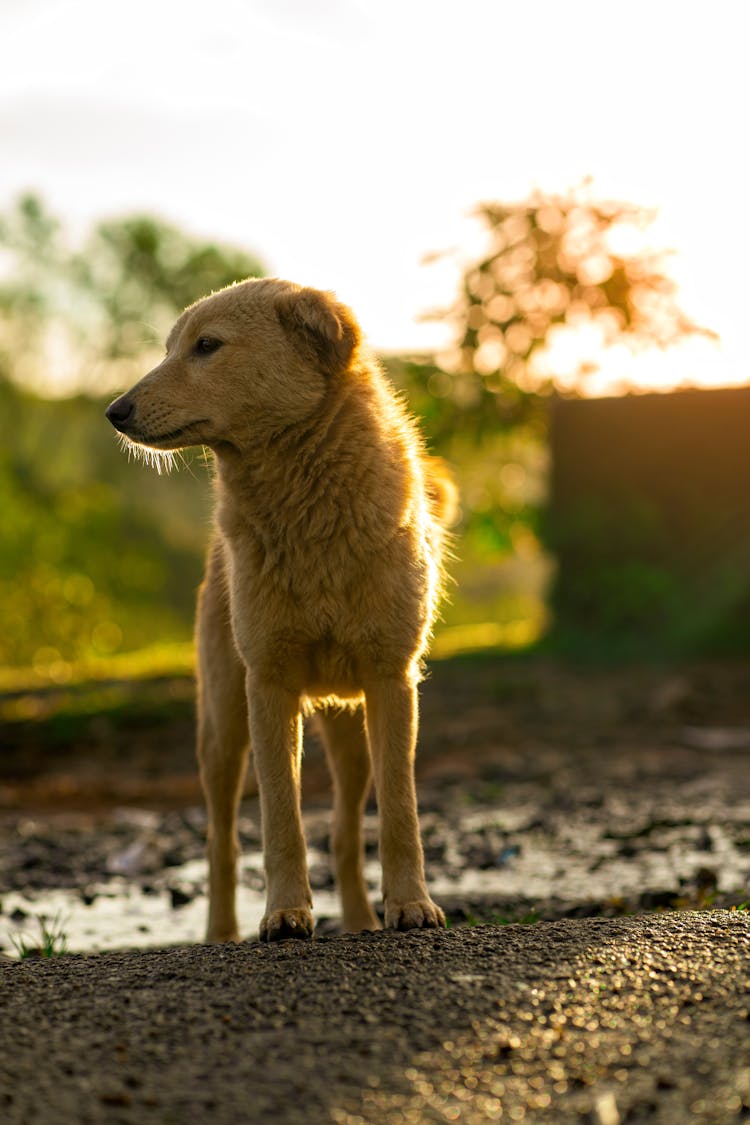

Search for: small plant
xmin=9 ymin=912 xmax=69 ymax=959
xmin=453 ymin=907 xmax=540 ymax=928
xmin=491 ymin=909 xmax=540 ymax=926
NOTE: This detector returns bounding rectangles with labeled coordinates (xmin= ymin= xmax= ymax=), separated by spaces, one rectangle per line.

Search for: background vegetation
xmin=0 ymin=188 xmax=723 ymax=682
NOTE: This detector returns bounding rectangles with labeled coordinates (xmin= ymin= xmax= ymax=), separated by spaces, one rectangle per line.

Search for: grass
xmin=0 ymin=640 xmax=195 ymax=695
xmin=9 ymin=912 xmax=70 ymax=959
xmin=0 ymin=644 xmax=196 ymax=730
xmin=431 ymin=618 xmax=544 ymax=660
xmin=457 ymin=908 xmax=541 ymax=928
xmin=0 ymin=634 xmax=536 ymax=729
xmin=0 ymin=623 xmax=536 ymax=696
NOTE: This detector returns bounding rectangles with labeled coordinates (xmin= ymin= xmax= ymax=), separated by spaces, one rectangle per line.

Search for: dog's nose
xmin=106 ymin=395 xmax=135 ymax=430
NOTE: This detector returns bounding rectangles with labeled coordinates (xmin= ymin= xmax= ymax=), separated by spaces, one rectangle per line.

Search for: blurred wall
xmin=547 ymin=386 xmax=750 ymax=654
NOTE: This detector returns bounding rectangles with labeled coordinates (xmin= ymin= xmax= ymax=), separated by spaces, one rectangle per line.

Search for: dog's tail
xmin=423 ymin=456 xmax=459 ymax=529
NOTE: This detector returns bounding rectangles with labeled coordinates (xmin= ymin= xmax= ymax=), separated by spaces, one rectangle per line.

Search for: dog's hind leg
xmin=196 ymin=542 xmax=250 ymax=943
xmin=364 ymin=677 xmax=445 ymax=931
xmin=315 ymin=705 xmax=381 ymax=933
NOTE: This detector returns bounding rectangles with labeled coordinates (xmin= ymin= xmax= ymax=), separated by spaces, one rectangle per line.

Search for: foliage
xmin=0 ymin=193 xmax=265 ymax=393
xmin=385 ymin=356 xmax=547 ymax=541
xmin=78 ymin=213 xmax=265 ymax=361
xmin=384 ymin=354 xmax=553 ymax=648
xmin=0 ymin=193 xmax=552 ymax=672
xmin=9 ymin=912 xmax=69 ymax=959
xmin=399 ymin=186 xmax=723 ymax=657
xmin=0 ymin=186 xmax=719 ymax=671
xmin=0 ymin=371 xmax=212 ymax=670
xmin=428 ymin=184 xmax=715 ymax=432
xmin=545 ymin=491 xmax=750 ymax=659
xmin=0 ymin=195 xmax=267 ymax=670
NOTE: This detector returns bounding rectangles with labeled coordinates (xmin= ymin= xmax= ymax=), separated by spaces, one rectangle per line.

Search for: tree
xmin=76 ymin=213 xmax=266 ymax=361
xmin=0 ymin=194 xmax=265 ymax=393
xmin=0 ymin=197 xmax=266 ymax=666
xmin=426 ymin=184 xmax=716 ymax=436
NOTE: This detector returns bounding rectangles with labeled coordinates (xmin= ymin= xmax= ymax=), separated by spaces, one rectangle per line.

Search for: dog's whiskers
xmin=117 ymin=433 xmax=177 ymax=475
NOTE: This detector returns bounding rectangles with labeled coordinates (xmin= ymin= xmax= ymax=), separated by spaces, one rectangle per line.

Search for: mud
xmin=2 ymin=657 xmax=750 ymax=952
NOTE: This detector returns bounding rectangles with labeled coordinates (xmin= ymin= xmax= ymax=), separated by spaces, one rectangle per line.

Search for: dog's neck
xmin=211 ymin=372 xmax=422 ymax=558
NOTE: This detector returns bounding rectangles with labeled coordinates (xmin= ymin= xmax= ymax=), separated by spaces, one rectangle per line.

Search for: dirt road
xmin=3 ymin=654 xmax=750 ymax=1120
xmin=1 ymin=911 xmax=749 ymax=1124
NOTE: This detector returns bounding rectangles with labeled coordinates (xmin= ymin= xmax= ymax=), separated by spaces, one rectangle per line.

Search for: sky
xmin=1 ymin=0 xmax=748 ymax=393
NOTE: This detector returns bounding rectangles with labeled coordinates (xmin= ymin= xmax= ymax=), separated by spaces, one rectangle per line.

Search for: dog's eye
xmin=194 ymin=337 xmax=223 ymax=357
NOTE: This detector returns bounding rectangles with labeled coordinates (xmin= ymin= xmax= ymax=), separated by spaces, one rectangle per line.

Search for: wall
xmin=546 ymin=386 xmax=750 ymax=654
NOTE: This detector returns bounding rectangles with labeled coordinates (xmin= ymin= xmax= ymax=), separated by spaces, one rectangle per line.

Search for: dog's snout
xmin=106 ymin=395 xmax=135 ymax=431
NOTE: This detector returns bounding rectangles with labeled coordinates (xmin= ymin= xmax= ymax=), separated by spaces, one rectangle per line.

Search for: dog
xmin=106 ymin=278 xmax=455 ymax=942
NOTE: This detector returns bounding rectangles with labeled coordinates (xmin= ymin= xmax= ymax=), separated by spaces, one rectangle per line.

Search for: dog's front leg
xmin=364 ymin=678 xmax=445 ymax=931
xmin=246 ymin=674 xmax=314 ymax=941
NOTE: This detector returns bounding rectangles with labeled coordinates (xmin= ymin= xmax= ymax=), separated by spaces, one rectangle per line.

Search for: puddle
xmin=3 ymin=793 xmax=750 ymax=957
xmin=2 ymin=850 xmax=344 ymax=957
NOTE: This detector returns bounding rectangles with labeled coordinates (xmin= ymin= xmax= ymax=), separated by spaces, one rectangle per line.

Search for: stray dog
xmin=106 ymin=278 xmax=455 ymax=942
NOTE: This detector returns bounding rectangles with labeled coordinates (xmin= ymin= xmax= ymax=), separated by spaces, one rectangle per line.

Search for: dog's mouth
xmin=120 ymin=420 xmax=210 ymax=450
xmin=142 ymin=421 xmax=208 ymax=447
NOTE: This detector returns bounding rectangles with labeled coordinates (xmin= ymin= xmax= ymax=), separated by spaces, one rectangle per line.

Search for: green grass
xmin=0 ymin=619 xmax=537 ymax=695
xmin=9 ymin=912 xmax=69 ymax=959
xmin=0 ymin=636 xmax=534 ymax=730
xmin=0 ymin=639 xmax=195 ymax=694
xmin=458 ymin=908 xmax=541 ymax=928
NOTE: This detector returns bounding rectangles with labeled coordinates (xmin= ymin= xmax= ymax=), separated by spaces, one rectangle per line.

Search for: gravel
xmin=1 ymin=911 xmax=749 ymax=1123
xmin=4 ymin=657 xmax=750 ymax=1119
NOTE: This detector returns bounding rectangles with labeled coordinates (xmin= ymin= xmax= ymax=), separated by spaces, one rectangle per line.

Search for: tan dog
xmin=106 ymin=278 xmax=454 ymax=943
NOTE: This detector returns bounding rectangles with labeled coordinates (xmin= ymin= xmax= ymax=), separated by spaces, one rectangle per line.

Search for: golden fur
xmin=106 ymin=278 xmax=455 ymax=942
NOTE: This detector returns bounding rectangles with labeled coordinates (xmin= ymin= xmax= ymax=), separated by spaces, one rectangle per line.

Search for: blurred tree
xmin=425 ymin=184 xmax=716 ymax=436
xmin=0 ymin=196 xmax=265 ymax=670
xmin=386 ymin=186 xmax=718 ymax=649
xmin=0 ymin=193 xmax=265 ymax=393
xmin=76 ymin=214 xmax=265 ymax=360
xmin=0 ymin=364 xmax=213 ymax=669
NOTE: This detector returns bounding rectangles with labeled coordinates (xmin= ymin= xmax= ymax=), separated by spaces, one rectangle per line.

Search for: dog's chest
xmin=220 ymin=503 xmax=430 ymax=693
xmin=227 ymin=550 xmax=420 ymax=693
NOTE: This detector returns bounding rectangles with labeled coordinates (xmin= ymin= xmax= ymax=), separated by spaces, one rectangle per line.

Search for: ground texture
xmin=2 ymin=655 xmax=750 ymax=1121
xmin=1 ymin=913 xmax=749 ymax=1123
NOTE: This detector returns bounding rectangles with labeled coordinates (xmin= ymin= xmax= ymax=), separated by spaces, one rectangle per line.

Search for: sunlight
xmin=538 ymin=326 xmax=738 ymax=398
xmin=431 ymin=617 xmax=545 ymax=658
xmin=449 ymin=329 xmax=740 ymax=399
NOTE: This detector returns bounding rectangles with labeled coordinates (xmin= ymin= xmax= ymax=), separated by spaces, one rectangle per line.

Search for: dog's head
xmin=105 ymin=278 xmax=362 ymax=457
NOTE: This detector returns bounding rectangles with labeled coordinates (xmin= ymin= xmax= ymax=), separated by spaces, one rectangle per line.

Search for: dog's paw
xmin=260 ymin=907 xmax=314 ymax=942
xmin=342 ymin=904 xmax=382 ymax=934
xmin=385 ymin=899 xmax=446 ymax=931
xmin=205 ymin=927 xmax=241 ymax=944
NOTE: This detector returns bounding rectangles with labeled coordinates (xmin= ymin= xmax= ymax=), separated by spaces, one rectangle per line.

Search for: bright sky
xmin=1 ymin=0 xmax=748 ymax=393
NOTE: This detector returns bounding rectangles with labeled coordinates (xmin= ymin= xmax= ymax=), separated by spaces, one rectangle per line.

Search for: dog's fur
xmin=106 ymin=278 xmax=455 ymax=942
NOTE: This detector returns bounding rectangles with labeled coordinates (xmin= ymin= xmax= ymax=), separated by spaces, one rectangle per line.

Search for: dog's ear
xmin=276 ymin=287 xmax=360 ymax=376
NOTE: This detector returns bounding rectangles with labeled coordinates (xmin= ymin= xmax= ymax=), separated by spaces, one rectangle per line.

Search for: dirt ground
xmin=2 ymin=653 xmax=750 ymax=1121
xmin=2 ymin=912 xmax=749 ymax=1124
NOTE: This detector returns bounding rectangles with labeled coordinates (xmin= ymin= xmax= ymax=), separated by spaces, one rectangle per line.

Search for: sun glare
xmin=538 ymin=327 xmax=732 ymax=399
xmin=1 ymin=1 xmax=747 ymax=402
